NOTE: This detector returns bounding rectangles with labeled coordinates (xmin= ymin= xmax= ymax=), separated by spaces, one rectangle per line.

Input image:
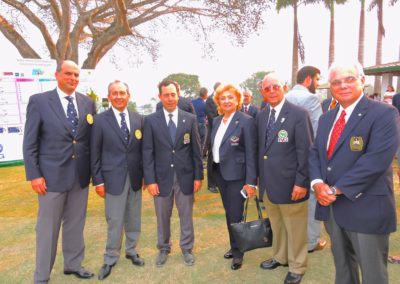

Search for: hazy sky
xmin=1 ymin=1 xmax=399 ymax=106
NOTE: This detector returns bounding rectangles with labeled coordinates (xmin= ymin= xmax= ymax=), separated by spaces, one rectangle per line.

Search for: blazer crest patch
xmin=86 ymin=114 xmax=93 ymax=124
xmin=350 ymin=136 xmax=363 ymax=151
xmin=277 ymin=130 xmax=288 ymax=142
xmin=184 ymin=133 xmax=190 ymax=144
xmin=135 ymin=129 xmax=142 ymax=140
xmin=230 ymin=136 xmax=240 ymax=146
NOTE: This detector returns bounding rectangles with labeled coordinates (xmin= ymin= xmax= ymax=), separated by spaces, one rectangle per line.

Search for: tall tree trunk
xmin=291 ymin=2 xmax=299 ymax=87
xmin=358 ymin=0 xmax=365 ymax=66
xmin=328 ymin=0 xmax=335 ymax=67
xmin=374 ymin=0 xmax=384 ymax=94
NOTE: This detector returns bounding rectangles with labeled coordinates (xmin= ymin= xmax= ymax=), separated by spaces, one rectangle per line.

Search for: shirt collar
xmin=57 ymin=87 xmax=76 ymax=100
xmin=111 ymin=106 xmax=128 ymax=118
xmin=163 ymin=107 xmax=178 ymax=117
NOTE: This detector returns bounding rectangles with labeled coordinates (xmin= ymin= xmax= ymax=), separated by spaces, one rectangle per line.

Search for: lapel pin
xmin=358 ymin=113 xmax=362 ymax=116
xmin=281 ymin=118 xmax=285 ymax=123
xmin=235 ymin=120 xmax=239 ymax=124
xmin=183 ymin=119 xmax=186 ymax=123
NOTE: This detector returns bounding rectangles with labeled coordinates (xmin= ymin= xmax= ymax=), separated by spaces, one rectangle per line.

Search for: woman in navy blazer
xmin=210 ymin=84 xmax=258 ymax=270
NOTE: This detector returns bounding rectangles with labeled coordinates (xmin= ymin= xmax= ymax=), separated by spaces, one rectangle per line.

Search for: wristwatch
xmin=330 ymin=186 xmax=338 ymax=196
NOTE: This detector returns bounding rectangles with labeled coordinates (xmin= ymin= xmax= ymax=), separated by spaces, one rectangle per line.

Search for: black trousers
xmin=214 ymin=163 xmax=245 ymax=259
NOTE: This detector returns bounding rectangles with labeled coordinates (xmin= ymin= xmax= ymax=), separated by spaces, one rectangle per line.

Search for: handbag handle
xmin=242 ymin=196 xmax=264 ymax=222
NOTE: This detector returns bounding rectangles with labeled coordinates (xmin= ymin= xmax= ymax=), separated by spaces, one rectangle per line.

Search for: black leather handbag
xmin=230 ymin=196 xmax=273 ymax=253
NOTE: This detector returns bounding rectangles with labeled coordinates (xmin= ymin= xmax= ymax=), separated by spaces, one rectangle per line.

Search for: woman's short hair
xmin=213 ymin=84 xmax=243 ymax=114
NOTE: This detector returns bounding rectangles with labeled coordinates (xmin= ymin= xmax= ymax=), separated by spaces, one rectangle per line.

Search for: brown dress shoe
xmin=308 ymin=239 xmax=327 ymax=253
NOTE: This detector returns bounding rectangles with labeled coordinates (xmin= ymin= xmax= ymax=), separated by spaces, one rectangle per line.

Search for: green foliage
xmin=86 ymin=88 xmax=102 ymax=112
xmin=240 ymin=71 xmax=272 ymax=107
xmin=127 ymin=101 xmax=137 ymax=113
xmin=164 ymin=73 xmax=201 ymax=98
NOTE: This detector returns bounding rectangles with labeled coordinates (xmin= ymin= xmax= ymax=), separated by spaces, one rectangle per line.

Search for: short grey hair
xmin=328 ymin=60 xmax=365 ymax=82
xmin=108 ymin=80 xmax=130 ymax=95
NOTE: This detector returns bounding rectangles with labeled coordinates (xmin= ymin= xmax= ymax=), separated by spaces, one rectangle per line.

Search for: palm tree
xmin=358 ymin=0 xmax=365 ymax=66
xmin=321 ymin=0 xmax=347 ymax=67
xmin=369 ymin=0 xmax=384 ymax=93
xmin=276 ymin=0 xmax=310 ymax=86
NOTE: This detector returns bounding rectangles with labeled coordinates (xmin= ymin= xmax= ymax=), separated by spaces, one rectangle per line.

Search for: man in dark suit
xmin=143 ymin=79 xmax=203 ymax=267
xmin=309 ymin=61 xmax=399 ymax=284
xmin=240 ymin=89 xmax=259 ymax=118
xmin=156 ymin=95 xmax=196 ymax=114
xmin=257 ymin=74 xmax=313 ymax=284
xmin=91 ymin=81 xmax=145 ymax=280
xmin=321 ymin=97 xmax=338 ymax=113
xmin=192 ymin=87 xmax=208 ymax=149
xmin=392 ymin=92 xmax=400 ymax=114
xmin=23 ymin=60 xmax=95 ymax=283
xmin=204 ymin=82 xmax=221 ymax=193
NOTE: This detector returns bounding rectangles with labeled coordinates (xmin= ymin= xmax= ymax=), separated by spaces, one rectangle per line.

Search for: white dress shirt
xmin=57 ymin=87 xmax=79 ymax=118
xmin=163 ymin=107 xmax=178 ymax=126
xmin=212 ymin=112 xmax=235 ymax=163
xmin=111 ymin=106 xmax=130 ymax=132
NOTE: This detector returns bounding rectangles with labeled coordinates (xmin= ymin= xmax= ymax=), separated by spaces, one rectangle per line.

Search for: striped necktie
xmin=65 ymin=96 xmax=78 ymax=135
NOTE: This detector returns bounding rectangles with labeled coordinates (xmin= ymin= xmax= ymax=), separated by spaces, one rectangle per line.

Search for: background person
xmin=240 ymin=89 xmax=259 ymax=118
xmin=211 ymin=84 xmax=257 ymax=270
xmin=192 ymin=87 xmax=208 ymax=150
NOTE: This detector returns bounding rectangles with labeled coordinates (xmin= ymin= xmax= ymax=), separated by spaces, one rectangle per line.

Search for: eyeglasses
xmin=330 ymin=76 xmax=358 ymax=88
xmin=263 ymin=84 xmax=281 ymax=93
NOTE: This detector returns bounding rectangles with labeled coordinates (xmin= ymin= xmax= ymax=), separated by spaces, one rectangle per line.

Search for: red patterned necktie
xmin=244 ymin=105 xmax=248 ymax=114
xmin=330 ymin=99 xmax=337 ymax=110
xmin=327 ymin=110 xmax=346 ymax=159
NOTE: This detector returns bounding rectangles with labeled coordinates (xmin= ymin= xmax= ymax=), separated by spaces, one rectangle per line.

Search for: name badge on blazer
xmin=230 ymin=136 xmax=239 ymax=146
xmin=277 ymin=130 xmax=288 ymax=142
xmin=184 ymin=133 xmax=190 ymax=144
xmin=350 ymin=136 xmax=363 ymax=151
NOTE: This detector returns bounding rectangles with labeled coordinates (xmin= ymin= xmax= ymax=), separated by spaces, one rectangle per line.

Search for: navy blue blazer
xmin=192 ymin=97 xmax=206 ymax=123
xmin=240 ymin=104 xmax=259 ymax=119
xmin=211 ymin=111 xmax=257 ymax=185
xmin=23 ymin=89 xmax=96 ymax=192
xmin=156 ymin=96 xmax=196 ymax=115
xmin=322 ymin=98 xmax=332 ymax=113
xmin=309 ymin=96 xmax=399 ymax=234
xmin=90 ymin=109 xmax=144 ymax=195
xmin=257 ymin=100 xmax=313 ymax=204
xmin=392 ymin=92 xmax=400 ymax=114
xmin=142 ymin=109 xmax=204 ymax=196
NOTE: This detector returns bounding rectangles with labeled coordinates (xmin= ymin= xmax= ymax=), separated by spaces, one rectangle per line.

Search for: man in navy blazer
xmin=23 ymin=60 xmax=95 ymax=283
xmin=143 ymin=80 xmax=203 ymax=267
xmin=240 ymin=90 xmax=259 ymax=118
xmin=309 ymin=61 xmax=399 ymax=284
xmin=192 ymin=87 xmax=208 ymax=149
xmin=392 ymin=92 xmax=400 ymax=114
xmin=257 ymin=74 xmax=313 ymax=284
xmin=91 ymin=81 xmax=145 ymax=280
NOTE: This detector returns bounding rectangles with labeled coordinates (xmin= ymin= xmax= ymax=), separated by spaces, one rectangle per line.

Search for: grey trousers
xmin=154 ymin=174 xmax=194 ymax=253
xmin=307 ymin=191 xmax=322 ymax=250
xmin=104 ymin=176 xmax=142 ymax=265
xmin=324 ymin=206 xmax=389 ymax=284
xmin=34 ymin=180 xmax=88 ymax=283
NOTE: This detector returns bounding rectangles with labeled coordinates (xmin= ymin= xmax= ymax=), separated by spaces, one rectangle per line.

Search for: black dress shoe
xmin=126 ymin=254 xmax=145 ymax=266
xmin=260 ymin=258 xmax=288 ymax=270
xmin=284 ymin=272 xmax=303 ymax=284
xmin=208 ymin=186 xmax=219 ymax=193
xmin=98 ymin=264 xmax=113 ymax=280
xmin=64 ymin=267 xmax=94 ymax=279
xmin=231 ymin=258 xmax=243 ymax=270
xmin=224 ymin=250 xmax=233 ymax=259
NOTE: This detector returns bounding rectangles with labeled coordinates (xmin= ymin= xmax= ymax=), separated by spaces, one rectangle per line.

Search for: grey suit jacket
xmin=91 ymin=108 xmax=144 ymax=195
xmin=23 ymin=88 xmax=96 ymax=192
xmin=142 ymin=109 xmax=203 ymax=196
xmin=257 ymin=100 xmax=313 ymax=204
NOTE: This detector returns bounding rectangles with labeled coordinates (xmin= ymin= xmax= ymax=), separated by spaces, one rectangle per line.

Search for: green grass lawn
xmin=1 ymin=165 xmax=400 ymax=283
